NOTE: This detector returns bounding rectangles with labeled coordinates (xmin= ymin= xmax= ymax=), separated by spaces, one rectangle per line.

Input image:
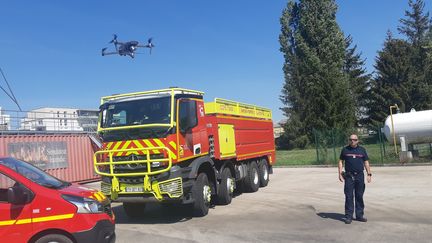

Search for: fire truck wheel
xmin=192 ymin=173 xmax=211 ymax=217
xmin=258 ymin=159 xmax=269 ymax=187
xmin=123 ymin=202 xmax=146 ymax=218
xmin=217 ymin=167 xmax=234 ymax=205
xmin=34 ymin=234 xmax=73 ymax=243
xmin=244 ymin=161 xmax=259 ymax=192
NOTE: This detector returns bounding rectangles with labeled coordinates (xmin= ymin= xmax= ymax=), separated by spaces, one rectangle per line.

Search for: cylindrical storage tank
xmin=0 ymin=133 xmax=100 ymax=183
xmin=383 ymin=109 xmax=432 ymax=144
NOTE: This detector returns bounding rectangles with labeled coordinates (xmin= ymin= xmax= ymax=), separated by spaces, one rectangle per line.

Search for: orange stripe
xmin=122 ymin=140 xmax=133 ymax=155
xmin=132 ymin=140 xmax=145 ymax=155
xmin=155 ymin=139 xmax=177 ymax=160
xmin=115 ymin=141 xmax=126 ymax=156
xmin=143 ymin=139 xmax=160 ymax=154
xmin=169 ymin=141 xmax=177 ymax=150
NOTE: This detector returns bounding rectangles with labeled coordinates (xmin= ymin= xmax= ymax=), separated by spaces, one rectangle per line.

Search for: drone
xmin=101 ymin=34 xmax=155 ymax=58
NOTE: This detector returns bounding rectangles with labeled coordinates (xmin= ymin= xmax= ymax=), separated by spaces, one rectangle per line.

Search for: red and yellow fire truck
xmin=94 ymin=87 xmax=275 ymax=217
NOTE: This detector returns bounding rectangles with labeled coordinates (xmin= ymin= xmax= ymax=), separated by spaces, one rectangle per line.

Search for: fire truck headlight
xmin=62 ymin=194 xmax=103 ymax=214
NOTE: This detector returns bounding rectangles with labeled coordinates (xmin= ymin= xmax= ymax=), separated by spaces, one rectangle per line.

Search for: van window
xmin=0 ymin=173 xmax=16 ymax=202
xmin=0 ymin=158 xmax=70 ymax=189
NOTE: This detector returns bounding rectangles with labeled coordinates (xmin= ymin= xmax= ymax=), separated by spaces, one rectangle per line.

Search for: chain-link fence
xmin=312 ymin=128 xmax=432 ymax=165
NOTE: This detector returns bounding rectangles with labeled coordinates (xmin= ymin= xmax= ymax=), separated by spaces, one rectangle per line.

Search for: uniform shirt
xmin=340 ymin=145 xmax=369 ymax=173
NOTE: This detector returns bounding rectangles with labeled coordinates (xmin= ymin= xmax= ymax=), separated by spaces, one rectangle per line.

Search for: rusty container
xmin=0 ymin=133 xmax=99 ymax=183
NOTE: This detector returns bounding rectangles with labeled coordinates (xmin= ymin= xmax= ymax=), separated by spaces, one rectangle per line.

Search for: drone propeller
xmin=102 ymin=48 xmax=107 ymax=56
xmin=109 ymin=34 xmax=118 ymax=44
xmin=147 ymin=37 xmax=154 ymax=54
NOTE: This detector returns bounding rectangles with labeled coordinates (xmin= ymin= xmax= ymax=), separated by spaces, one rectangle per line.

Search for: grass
xmin=276 ymin=149 xmax=317 ymax=166
xmin=275 ymin=143 xmax=432 ymax=166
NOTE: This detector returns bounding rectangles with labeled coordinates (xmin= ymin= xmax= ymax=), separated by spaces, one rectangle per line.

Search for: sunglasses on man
xmin=349 ymin=138 xmax=358 ymax=141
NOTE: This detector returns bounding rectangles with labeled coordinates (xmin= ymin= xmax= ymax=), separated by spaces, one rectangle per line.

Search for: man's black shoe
xmin=356 ymin=217 xmax=367 ymax=222
xmin=344 ymin=218 xmax=352 ymax=224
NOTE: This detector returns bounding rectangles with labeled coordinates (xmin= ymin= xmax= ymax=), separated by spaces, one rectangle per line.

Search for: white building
xmin=273 ymin=119 xmax=286 ymax=138
xmin=20 ymin=108 xmax=98 ymax=132
xmin=0 ymin=107 xmax=11 ymax=130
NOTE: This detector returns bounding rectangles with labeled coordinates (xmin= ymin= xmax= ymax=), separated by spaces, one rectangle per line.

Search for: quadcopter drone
xmin=101 ymin=34 xmax=155 ymax=58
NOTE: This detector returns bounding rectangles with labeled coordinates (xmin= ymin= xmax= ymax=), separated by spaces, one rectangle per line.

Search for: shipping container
xmin=0 ymin=133 xmax=99 ymax=183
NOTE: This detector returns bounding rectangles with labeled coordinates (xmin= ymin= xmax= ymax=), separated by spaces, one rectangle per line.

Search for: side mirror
xmin=7 ymin=186 xmax=30 ymax=205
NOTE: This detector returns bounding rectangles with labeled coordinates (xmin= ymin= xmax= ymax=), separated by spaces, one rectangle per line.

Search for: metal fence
xmin=312 ymin=128 xmax=432 ymax=165
xmin=0 ymin=109 xmax=98 ymax=133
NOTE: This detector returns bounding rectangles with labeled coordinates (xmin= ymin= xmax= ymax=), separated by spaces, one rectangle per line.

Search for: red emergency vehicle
xmin=0 ymin=157 xmax=115 ymax=243
xmin=94 ymin=87 xmax=275 ymax=217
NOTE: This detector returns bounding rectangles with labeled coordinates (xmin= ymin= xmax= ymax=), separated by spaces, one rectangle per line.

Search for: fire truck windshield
xmin=101 ymin=96 xmax=171 ymax=128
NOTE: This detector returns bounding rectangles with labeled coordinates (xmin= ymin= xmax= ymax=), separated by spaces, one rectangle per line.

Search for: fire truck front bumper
xmin=100 ymin=165 xmax=195 ymax=203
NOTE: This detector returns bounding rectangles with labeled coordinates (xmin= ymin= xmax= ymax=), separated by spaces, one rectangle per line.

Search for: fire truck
xmin=94 ymin=88 xmax=275 ymax=217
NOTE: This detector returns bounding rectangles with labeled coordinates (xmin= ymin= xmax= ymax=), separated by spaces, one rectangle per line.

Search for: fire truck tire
xmin=217 ymin=167 xmax=234 ymax=205
xmin=244 ymin=161 xmax=259 ymax=192
xmin=258 ymin=159 xmax=269 ymax=187
xmin=192 ymin=173 xmax=211 ymax=217
xmin=123 ymin=202 xmax=146 ymax=218
xmin=34 ymin=234 xmax=73 ymax=243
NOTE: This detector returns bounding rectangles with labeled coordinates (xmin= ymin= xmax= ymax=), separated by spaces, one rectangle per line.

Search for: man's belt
xmin=342 ymin=171 xmax=363 ymax=180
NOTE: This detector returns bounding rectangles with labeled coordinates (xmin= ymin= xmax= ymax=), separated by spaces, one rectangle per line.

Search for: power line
xmin=0 ymin=67 xmax=22 ymax=111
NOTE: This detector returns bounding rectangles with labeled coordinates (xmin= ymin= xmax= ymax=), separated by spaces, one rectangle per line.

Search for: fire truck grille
xmin=101 ymin=182 xmax=111 ymax=195
xmin=118 ymin=177 xmax=144 ymax=184
xmin=158 ymin=177 xmax=183 ymax=198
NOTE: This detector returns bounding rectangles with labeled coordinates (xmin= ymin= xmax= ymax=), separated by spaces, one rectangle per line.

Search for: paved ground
xmin=85 ymin=166 xmax=432 ymax=243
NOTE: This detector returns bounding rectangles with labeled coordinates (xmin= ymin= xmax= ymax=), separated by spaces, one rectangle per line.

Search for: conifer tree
xmin=344 ymin=35 xmax=371 ymax=125
xmin=367 ymin=0 xmax=432 ymax=128
xmin=367 ymin=33 xmax=411 ymax=127
xmin=279 ymin=0 xmax=355 ymax=148
xmin=397 ymin=0 xmax=432 ymax=111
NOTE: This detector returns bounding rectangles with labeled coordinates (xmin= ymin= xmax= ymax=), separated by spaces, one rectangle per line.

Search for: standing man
xmin=338 ymin=134 xmax=372 ymax=224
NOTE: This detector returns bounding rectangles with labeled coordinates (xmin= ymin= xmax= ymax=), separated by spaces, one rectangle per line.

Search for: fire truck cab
xmin=94 ymin=88 xmax=275 ymax=217
xmin=0 ymin=157 xmax=115 ymax=243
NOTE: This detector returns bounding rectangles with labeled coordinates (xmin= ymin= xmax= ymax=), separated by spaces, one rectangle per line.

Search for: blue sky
xmin=0 ymin=1 xmax=430 ymax=122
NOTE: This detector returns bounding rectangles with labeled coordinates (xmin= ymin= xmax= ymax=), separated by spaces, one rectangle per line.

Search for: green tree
xmin=398 ymin=0 xmax=430 ymax=46
xmin=279 ymin=1 xmax=305 ymax=149
xmin=279 ymin=0 xmax=355 ymax=148
xmin=367 ymin=0 xmax=432 ymax=128
xmin=425 ymin=28 xmax=432 ymax=86
xmin=366 ymin=32 xmax=411 ymax=127
xmin=398 ymin=0 xmax=432 ymax=111
xmin=344 ymin=35 xmax=371 ymax=125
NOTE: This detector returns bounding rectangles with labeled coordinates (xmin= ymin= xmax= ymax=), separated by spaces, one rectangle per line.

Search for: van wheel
xmin=35 ymin=234 xmax=73 ymax=243
xmin=244 ymin=161 xmax=259 ymax=192
xmin=217 ymin=167 xmax=234 ymax=205
xmin=192 ymin=173 xmax=211 ymax=217
xmin=258 ymin=159 xmax=269 ymax=187
xmin=123 ymin=202 xmax=146 ymax=218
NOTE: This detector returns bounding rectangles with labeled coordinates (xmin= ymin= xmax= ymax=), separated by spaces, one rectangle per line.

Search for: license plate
xmin=125 ymin=187 xmax=144 ymax=193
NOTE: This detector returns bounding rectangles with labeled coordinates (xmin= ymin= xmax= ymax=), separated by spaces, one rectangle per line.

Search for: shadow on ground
xmin=112 ymin=185 xmax=248 ymax=225
xmin=113 ymin=203 xmax=198 ymax=224
xmin=316 ymin=212 xmax=346 ymax=222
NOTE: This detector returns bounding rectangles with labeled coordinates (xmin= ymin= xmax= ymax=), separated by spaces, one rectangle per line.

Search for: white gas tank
xmin=383 ymin=109 xmax=432 ymax=144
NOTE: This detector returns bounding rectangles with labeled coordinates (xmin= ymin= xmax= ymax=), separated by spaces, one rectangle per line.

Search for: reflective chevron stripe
xmin=0 ymin=213 xmax=74 ymax=226
xmin=103 ymin=139 xmax=178 ymax=160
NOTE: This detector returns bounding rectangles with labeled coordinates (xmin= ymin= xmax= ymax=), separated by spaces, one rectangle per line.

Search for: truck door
xmin=177 ymin=98 xmax=208 ymax=160
xmin=0 ymin=171 xmax=33 ymax=241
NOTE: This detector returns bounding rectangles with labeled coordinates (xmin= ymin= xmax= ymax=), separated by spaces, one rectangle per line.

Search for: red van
xmin=0 ymin=157 xmax=115 ymax=243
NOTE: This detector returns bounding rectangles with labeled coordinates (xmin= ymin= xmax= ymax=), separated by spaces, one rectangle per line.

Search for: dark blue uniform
xmin=340 ymin=145 xmax=369 ymax=220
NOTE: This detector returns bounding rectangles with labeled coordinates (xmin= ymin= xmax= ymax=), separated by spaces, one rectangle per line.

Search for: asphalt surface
xmin=85 ymin=166 xmax=432 ymax=243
